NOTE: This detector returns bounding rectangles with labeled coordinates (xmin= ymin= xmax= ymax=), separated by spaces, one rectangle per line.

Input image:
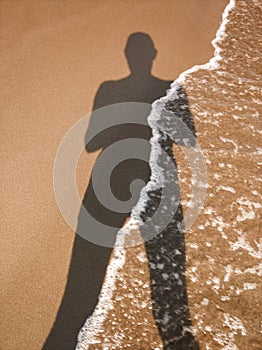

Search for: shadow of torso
xmin=81 ymin=75 xmax=174 ymax=233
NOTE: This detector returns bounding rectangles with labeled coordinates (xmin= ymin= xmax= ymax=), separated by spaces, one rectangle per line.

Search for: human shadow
xmin=43 ymin=32 xmax=199 ymax=350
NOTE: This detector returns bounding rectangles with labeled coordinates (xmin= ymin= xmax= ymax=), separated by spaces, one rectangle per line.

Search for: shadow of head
xmin=125 ymin=32 xmax=157 ymax=75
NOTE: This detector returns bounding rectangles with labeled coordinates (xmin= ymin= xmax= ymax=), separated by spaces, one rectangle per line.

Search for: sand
xmin=1 ymin=1 xmax=229 ymax=349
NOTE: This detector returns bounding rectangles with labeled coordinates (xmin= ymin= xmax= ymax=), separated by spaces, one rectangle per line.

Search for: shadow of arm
xmin=165 ymin=84 xmax=196 ymax=147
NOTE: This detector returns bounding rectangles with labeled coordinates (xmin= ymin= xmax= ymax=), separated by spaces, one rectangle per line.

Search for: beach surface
xmin=5 ymin=1 xmax=261 ymax=349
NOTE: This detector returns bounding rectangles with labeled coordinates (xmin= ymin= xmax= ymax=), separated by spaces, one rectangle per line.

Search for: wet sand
xmin=76 ymin=1 xmax=262 ymax=349
xmin=1 ymin=1 xmax=229 ymax=349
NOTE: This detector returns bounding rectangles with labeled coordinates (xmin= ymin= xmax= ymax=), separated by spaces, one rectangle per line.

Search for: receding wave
xmin=76 ymin=0 xmax=262 ymax=349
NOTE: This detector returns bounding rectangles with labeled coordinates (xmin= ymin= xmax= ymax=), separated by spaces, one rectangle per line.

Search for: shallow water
xmin=76 ymin=1 xmax=262 ymax=349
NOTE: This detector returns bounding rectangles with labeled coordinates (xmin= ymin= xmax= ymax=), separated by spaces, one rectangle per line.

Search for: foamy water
xmin=76 ymin=0 xmax=262 ymax=349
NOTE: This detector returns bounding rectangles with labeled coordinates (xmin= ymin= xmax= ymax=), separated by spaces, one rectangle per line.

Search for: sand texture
xmin=4 ymin=1 xmax=258 ymax=349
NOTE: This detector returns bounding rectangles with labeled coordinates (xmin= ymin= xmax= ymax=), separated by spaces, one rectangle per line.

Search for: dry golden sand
xmin=1 ymin=1 xmax=230 ymax=349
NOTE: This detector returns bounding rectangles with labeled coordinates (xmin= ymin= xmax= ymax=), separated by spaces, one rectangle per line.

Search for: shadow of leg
xmin=42 ymin=235 xmax=112 ymax=350
xmin=145 ymin=208 xmax=200 ymax=350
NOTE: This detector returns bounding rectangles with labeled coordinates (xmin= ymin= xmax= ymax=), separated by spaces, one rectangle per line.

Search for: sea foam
xmin=76 ymin=1 xmax=248 ymax=348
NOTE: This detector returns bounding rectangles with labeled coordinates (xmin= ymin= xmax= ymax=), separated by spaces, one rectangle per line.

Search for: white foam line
xmin=76 ymin=218 xmax=142 ymax=348
xmin=131 ymin=0 xmax=235 ymax=221
xmin=173 ymin=0 xmax=235 ymax=87
xmin=132 ymin=0 xmax=235 ymax=218
xmin=76 ymin=226 xmax=127 ymax=349
xmin=75 ymin=1 xmax=235 ymax=348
